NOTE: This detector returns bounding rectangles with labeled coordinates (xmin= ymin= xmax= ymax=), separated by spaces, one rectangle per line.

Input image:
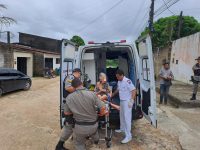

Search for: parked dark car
xmin=0 ymin=68 xmax=32 ymax=96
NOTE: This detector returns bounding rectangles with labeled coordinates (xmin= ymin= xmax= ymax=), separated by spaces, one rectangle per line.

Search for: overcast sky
xmin=0 ymin=0 xmax=200 ymax=43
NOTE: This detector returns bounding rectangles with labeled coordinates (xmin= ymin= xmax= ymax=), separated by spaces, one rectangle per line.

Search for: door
xmin=17 ymin=57 xmax=27 ymax=75
xmin=60 ymin=39 xmax=77 ymax=128
xmin=45 ymin=58 xmax=53 ymax=69
xmin=137 ymin=35 xmax=157 ymax=127
xmin=15 ymin=72 xmax=26 ymax=90
xmin=2 ymin=75 xmax=16 ymax=93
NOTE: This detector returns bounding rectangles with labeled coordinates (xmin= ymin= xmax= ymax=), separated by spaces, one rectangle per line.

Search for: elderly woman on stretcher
xmin=95 ymin=72 xmax=112 ymax=101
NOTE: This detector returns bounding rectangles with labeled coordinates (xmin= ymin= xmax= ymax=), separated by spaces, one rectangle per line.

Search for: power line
xmin=135 ymin=0 xmax=180 ymax=37
xmin=99 ymin=0 xmax=148 ymax=40
xmin=162 ymin=0 xmax=176 ymax=15
xmin=115 ymin=0 xmax=147 ymax=35
xmin=78 ymin=0 xmax=124 ymax=33
xmin=135 ymin=9 xmax=149 ymax=37
xmin=155 ymin=0 xmax=181 ymax=17
xmin=154 ymin=0 xmax=174 ymax=15
xmin=130 ymin=0 xmax=147 ymax=30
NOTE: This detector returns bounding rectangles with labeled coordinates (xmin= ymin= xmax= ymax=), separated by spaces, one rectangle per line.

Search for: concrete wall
xmin=44 ymin=54 xmax=60 ymax=70
xmin=170 ymin=32 xmax=200 ymax=84
xmin=33 ymin=53 xmax=44 ymax=76
xmin=153 ymin=46 xmax=171 ymax=78
xmin=14 ymin=51 xmax=33 ymax=77
xmin=0 ymin=43 xmax=13 ymax=68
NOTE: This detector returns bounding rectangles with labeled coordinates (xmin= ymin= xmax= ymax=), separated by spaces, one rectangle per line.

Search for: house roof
xmin=0 ymin=41 xmax=60 ymax=55
xmin=12 ymin=44 xmax=60 ymax=55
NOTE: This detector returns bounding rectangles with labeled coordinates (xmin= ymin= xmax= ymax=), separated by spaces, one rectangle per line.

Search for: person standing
xmin=190 ymin=57 xmax=200 ymax=100
xmin=112 ymin=69 xmax=136 ymax=144
xmin=159 ymin=61 xmax=174 ymax=105
xmin=64 ymin=78 xmax=107 ymax=150
xmin=56 ymin=68 xmax=81 ymax=150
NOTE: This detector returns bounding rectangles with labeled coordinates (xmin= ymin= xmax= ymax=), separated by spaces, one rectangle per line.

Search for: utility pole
xmin=149 ymin=0 xmax=155 ymax=36
xmin=169 ymin=20 xmax=173 ymax=42
xmin=178 ymin=11 xmax=183 ymax=38
xmin=7 ymin=31 xmax=10 ymax=44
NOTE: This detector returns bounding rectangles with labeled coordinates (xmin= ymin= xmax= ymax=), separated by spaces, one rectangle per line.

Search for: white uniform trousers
xmin=120 ymin=100 xmax=132 ymax=138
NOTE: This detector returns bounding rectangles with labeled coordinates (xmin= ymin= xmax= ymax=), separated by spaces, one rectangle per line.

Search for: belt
xmin=75 ymin=120 xmax=98 ymax=126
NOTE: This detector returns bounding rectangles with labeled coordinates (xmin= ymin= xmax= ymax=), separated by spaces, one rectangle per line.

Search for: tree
xmin=139 ymin=16 xmax=200 ymax=50
xmin=0 ymin=4 xmax=16 ymax=26
xmin=70 ymin=35 xmax=85 ymax=47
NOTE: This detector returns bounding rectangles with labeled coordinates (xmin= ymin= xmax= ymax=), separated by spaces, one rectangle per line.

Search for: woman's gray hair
xmin=99 ymin=72 xmax=107 ymax=81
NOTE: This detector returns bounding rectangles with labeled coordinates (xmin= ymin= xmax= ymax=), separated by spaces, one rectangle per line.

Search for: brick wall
xmin=0 ymin=43 xmax=13 ymax=68
xmin=33 ymin=53 xmax=44 ymax=76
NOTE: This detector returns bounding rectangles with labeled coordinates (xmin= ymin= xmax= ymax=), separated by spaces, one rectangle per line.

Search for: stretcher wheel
xmin=106 ymin=141 xmax=112 ymax=148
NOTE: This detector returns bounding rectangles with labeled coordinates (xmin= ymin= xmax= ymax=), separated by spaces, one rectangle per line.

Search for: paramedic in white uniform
xmin=112 ymin=69 xmax=136 ymax=144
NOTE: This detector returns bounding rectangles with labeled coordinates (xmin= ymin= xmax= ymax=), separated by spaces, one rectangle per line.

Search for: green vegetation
xmin=140 ymin=16 xmax=200 ymax=50
xmin=106 ymin=59 xmax=119 ymax=68
xmin=70 ymin=35 xmax=85 ymax=47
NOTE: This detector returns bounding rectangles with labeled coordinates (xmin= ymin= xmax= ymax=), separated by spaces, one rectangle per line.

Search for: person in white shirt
xmin=112 ymin=69 xmax=136 ymax=144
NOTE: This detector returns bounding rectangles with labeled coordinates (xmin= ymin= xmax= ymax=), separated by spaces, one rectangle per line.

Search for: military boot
xmin=55 ymin=141 xmax=69 ymax=150
xmin=190 ymin=94 xmax=196 ymax=100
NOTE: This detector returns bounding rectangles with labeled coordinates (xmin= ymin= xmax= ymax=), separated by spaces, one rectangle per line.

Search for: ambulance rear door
xmin=137 ymin=35 xmax=157 ymax=127
xmin=60 ymin=39 xmax=77 ymax=128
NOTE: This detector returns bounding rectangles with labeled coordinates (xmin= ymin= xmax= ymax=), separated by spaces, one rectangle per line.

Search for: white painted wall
xmin=170 ymin=32 xmax=200 ymax=84
xmin=82 ymin=53 xmax=96 ymax=84
xmin=44 ymin=54 xmax=60 ymax=70
xmin=14 ymin=51 xmax=33 ymax=77
xmin=83 ymin=60 xmax=96 ymax=84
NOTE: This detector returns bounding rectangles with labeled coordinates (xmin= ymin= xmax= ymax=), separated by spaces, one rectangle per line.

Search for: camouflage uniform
xmin=64 ymin=88 xmax=105 ymax=150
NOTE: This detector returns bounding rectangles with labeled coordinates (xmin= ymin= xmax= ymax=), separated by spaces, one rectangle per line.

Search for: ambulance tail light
xmin=120 ymin=40 xmax=126 ymax=43
xmin=88 ymin=41 xmax=95 ymax=44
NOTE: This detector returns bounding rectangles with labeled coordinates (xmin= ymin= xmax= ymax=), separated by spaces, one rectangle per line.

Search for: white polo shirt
xmin=118 ymin=76 xmax=136 ymax=101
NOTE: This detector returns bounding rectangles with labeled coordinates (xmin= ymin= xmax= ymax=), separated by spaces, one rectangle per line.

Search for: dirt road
xmin=157 ymin=105 xmax=200 ymax=150
xmin=0 ymin=78 xmax=182 ymax=150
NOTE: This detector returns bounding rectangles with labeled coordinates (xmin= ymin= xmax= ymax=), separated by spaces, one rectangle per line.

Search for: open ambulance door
xmin=60 ymin=39 xmax=77 ymax=128
xmin=137 ymin=35 xmax=157 ymax=128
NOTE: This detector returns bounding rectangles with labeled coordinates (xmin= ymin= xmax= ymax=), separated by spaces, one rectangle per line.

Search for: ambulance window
xmin=142 ymin=58 xmax=150 ymax=81
xmin=147 ymin=59 xmax=150 ymax=80
xmin=106 ymin=59 xmax=119 ymax=68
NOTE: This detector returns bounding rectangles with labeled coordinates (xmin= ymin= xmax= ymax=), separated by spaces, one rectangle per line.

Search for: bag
xmin=164 ymin=79 xmax=172 ymax=86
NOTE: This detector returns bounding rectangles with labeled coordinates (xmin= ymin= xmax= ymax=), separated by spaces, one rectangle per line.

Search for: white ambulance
xmin=60 ymin=35 xmax=157 ymax=128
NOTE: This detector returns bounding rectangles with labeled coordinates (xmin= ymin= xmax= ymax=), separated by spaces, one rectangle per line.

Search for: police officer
xmin=64 ymin=78 xmax=107 ymax=150
xmin=56 ymin=68 xmax=81 ymax=150
xmin=64 ymin=68 xmax=82 ymax=98
xmin=112 ymin=69 xmax=136 ymax=144
xmin=191 ymin=57 xmax=200 ymax=100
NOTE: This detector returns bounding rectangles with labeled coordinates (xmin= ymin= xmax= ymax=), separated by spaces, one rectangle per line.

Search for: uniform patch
xmin=67 ymin=80 xmax=72 ymax=83
xmin=127 ymin=80 xmax=131 ymax=84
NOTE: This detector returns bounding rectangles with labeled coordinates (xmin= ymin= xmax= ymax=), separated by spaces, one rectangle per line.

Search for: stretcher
xmin=98 ymin=96 xmax=120 ymax=148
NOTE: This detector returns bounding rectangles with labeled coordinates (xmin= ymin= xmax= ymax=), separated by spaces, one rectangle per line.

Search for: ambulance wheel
xmin=106 ymin=141 xmax=111 ymax=148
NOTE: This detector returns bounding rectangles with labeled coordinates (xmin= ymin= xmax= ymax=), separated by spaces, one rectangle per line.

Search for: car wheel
xmin=24 ymin=81 xmax=31 ymax=90
xmin=0 ymin=88 xmax=3 ymax=96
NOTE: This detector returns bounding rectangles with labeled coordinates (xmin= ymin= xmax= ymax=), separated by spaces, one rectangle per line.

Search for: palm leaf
xmin=0 ymin=16 xmax=16 ymax=26
xmin=0 ymin=4 xmax=16 ymax=26
xmin=0 ymin=4 xmax=7 ymax=9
